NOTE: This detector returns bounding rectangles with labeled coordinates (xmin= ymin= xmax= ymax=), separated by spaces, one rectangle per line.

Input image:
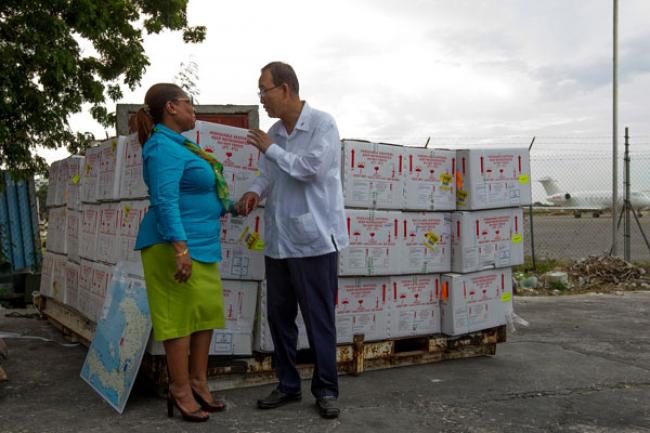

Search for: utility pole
xmin=611 ymin=0 xmax=619 ymax=256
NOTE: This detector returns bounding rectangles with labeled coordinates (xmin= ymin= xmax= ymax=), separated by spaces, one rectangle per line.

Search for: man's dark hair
xmin=262 ymin=61 xmax=299 ymax=95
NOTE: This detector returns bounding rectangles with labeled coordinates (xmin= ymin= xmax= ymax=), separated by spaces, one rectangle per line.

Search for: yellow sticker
xmin=512 ymin=233 xmax=523 ymax=244
xmin=72 ymin=175 xmax=80 ymax=184
xmin=422 ymin=231 xmax=440 ymax=251
xmin=457 ymin=189 xmax=467 ymax=202
xmin=239 ymin=226 xmax=265 ymax=251
xmin=519 ymin=174 xmax=529 ymax=185
xmin=111 ymin=139 xmax=117 ymax=152
xmin=501 ymin=293 xmax=512 ymax=302
xmin=440 ymin=173 xmax=452 ymax=184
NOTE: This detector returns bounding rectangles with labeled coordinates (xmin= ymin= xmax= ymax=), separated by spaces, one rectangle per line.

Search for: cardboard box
xmin=39 ymin=252 xmax=54 ymax=298
xmin=339 ymin=210 xmax=403 ymax=276
xmin=117 ymin=200 xmax=149 ymax=264
xmin=46 ymin=207 xmax=67 ymax=254
xmin=90 ymin=261 xmax=114 ymax=299
xmin=65 ymin=261 xmax=80 ymax=311
xmin=119 ymin=133 xmax=148 ymax=199
xmin=96 ymin=137 xmax=125 ymax=201
xmin=183 ymin=120 xmax=262 ymax=202
xmin=336 ymin=277 xmax=390 ymax=343
xmin=455 ymin=148 xmax=531 ymax=210
xmin=451 ymin=208 xmax=524 ymax=273
xmin=51 ymin=253 xmax=68 ymax=304
xmin=81 ymin=145 xmax=102 ymax=203
xmin=403 ymin=147 xmax=456 ymax=210
xmin=80 ymin=205 xmax=100 ymax=261
xmin=54 ymin=159 xmax=68 ymax=206
xmin=341 ymin=140 xmax=405 ymax=210
xmin=440 ymin=268 xmax=513 ymax=336
xmin=219 ymin=208 xmax=265 ymax=280
xmin=64 ymin=156 xmax=85 ymax=210
xmin=45 ymin=161 xmax=60 ymax=208
xmin=65 ymin=210 xmax=82 ymax=263
xmin=400 ymin=212 xmax=451 ymax=274
xmin=388 ymin=275 xmax=441 ymax=338
xmin=146 ymin=280 xmax=259 ymax=356
xmin=96 ymin=203 xmax=121 ymax=264
xmin=253 ymin=281 xmax=310 ymax=353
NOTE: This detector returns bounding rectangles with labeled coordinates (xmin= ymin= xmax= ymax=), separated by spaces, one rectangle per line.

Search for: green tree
xmin=0 ymin=0 xmax=206 ymax=177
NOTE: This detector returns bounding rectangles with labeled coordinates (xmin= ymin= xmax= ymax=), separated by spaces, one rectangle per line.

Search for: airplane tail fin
xmin=538 ymin=176 xmax=562 ymax=196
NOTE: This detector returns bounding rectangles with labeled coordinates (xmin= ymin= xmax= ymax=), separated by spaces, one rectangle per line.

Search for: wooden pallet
xmin=37 ymin=294 xmax=507 ymax=395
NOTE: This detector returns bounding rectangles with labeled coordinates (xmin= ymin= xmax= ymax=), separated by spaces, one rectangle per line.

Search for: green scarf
xmin=153 ymin=127 xmax=235 ymax=214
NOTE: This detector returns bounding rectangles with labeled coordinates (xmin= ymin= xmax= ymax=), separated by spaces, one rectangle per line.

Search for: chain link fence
xmin=522 ymin=135 xmax=650 ymax=264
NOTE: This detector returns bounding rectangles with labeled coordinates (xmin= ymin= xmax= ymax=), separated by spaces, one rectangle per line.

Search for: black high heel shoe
xmin=167 ymin=394 xmax=210 ymax=422
xmin=192 ymin=388 xmax=226 ymax=412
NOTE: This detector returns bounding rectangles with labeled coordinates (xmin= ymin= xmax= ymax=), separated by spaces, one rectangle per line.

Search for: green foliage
xmin=0 ymin=0 xmax=206 ymax=178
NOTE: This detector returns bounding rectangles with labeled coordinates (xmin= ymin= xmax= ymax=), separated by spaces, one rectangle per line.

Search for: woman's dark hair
xmin=132 ymin=83 xmax=186 ymax=145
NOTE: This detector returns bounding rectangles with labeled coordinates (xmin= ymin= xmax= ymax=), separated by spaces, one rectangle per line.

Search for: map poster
xmin=80 ymin=262 xmax=151 ymax=413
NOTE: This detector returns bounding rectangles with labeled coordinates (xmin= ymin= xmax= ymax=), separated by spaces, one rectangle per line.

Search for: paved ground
xmin=1 ymin=292 xmax=650 ymax=433
xmin=525 ymin=213 xmax=650 ymax=261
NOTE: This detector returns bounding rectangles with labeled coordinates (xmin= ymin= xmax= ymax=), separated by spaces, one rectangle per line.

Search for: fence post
xmin=624 ymin=127 xmax=630 ymax=261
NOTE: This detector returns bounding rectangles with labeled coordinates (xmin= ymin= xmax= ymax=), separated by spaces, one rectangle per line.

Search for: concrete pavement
xmin=1 ymin=292 xmax=649 ymax=433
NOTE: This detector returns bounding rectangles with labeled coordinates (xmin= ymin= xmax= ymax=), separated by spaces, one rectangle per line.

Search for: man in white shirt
xmin=236 ymin=61 xmax=348 ymax=419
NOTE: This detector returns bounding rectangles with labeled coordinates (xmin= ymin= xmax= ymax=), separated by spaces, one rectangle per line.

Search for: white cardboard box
xmin=54 ymin=159 xmax=68 ymax=206
xmin=96 ymin=203 xmax=121 ymax=264
xmin=96 ymin=137 xmax=125 ymax=201
xmin=64 ymin=156 xmax=85 ymax=210
xmin=403 ymin=147 xmax=456 ymax=210
xmin=51 ymin=253 xmax=68 ymax=304
xmin=146 ymin=280 xmax=259 ymax=356
xmin=46 ymin=207 xmax=67 ymax=254
xmin=341 ymin=140 xmax=405 ymax=210
xmin=455 ymin=148 xmax=532 ymax=210
xmin=219 ymin=208 xmax=265 ymax=280
xmin=388 ymin=274 xmax=441 ymax=338
xmin=65 ymin=210 xmax=82 ymax=263
xmin=451 ymin=208 xmax=524 ymax=273
xmin=441 ymin=267 xmax=513 ymax=336
xmin=117 ymin=200 xmax=149 ymax=264
xmin=65 ymin=261 xmax=80 ymax=311
xmin=39 ymin=252 xmax=54 ymax=298
xmin=119 ymin=133 xmax=149 ymax=199
xmin=400 ymin=212 xmax=451 ymax=274
xmin=339 ymin=210 xmax=403 ymax=276
xmin=183 ymin=120 xmax=262 ymax=202
xmin=81 ymin=145 xmax=102 ymax=203
xmin=336 ymin=277 xmax=390 ymax=343
xmin=80 ymin=204 xmax=100 ymax=261
xmin=46 ymin=161 xmax=60 ymax=208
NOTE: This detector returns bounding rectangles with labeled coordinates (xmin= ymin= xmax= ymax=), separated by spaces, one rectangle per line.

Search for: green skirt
xmin=141 ymin=243 xmax=225 ymax=341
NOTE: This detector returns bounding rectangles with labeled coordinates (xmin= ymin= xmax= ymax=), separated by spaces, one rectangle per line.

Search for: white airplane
xmin=538 ymin=176 xmax=650 ymax=218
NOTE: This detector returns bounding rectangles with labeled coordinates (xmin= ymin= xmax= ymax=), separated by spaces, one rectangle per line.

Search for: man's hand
xmin=236 ymin=192 xmax=260 ymax=216
xmin=247 ymin=129 xmax=273 ymax=153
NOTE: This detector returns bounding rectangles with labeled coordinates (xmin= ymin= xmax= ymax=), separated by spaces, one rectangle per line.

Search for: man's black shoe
xmin=257 ymin=389 xmax=302 ymax=409
xmin=315 ymin=396 xmax=340 ymax=419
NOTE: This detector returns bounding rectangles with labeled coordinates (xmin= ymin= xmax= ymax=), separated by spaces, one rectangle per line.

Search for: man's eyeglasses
xmin=257 ymin=84 xmax=282 ymax=98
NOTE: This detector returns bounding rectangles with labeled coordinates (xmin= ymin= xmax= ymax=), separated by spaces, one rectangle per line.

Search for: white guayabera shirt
xmin=248 ymin=102 xmax=349 ymax=259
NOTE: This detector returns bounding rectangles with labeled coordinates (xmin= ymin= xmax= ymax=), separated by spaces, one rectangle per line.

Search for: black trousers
xmin=265 ymin=252 xmax=338 ymax=398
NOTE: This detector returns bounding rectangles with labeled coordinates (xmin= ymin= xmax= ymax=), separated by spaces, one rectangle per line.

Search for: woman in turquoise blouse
xmin=132 ymin=83 xmax=235 ymax=422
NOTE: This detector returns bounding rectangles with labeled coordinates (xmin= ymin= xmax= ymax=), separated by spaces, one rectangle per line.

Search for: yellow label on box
xmin=111 ymin=139 xmax=117 ymax=152
xmin=457 ymin=189 xmax=467 ymax=202
xmin=501 ymin=293 xmax=512 ymax=302
xmin=72 ymin=175 xmax=80 ymax=184
xmin=239 ymin=226 xmax=265 ymax=251
xmin=422 ymin=231 xmax=440 ymax=251
xmin=512 ymin=234 xmax=522 ymax=244
xmin=440 ymin=173 xmax=452 ymax=184
xmin=519 ymin=174 xmax=529 ymax=185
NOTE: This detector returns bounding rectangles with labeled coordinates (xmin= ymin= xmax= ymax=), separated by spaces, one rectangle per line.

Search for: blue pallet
xmin=0 ymin=172 xmax=42 ymax=274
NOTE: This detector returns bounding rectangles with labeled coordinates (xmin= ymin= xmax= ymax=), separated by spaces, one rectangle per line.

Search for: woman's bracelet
xmin=175 ymin=248 xmax=189 ymax=258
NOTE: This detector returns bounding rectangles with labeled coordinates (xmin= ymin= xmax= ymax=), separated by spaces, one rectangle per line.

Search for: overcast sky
xmin=41 ymin=0 xmax=650 ymax=164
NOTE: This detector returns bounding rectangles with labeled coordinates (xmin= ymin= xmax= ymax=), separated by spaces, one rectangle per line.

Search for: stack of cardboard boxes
xmin=41 ymin=120 xmax=530 ymax=358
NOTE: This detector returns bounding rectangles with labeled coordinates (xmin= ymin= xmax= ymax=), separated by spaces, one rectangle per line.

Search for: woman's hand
xmin=172 ymin=242 xmax=192 ymax=283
